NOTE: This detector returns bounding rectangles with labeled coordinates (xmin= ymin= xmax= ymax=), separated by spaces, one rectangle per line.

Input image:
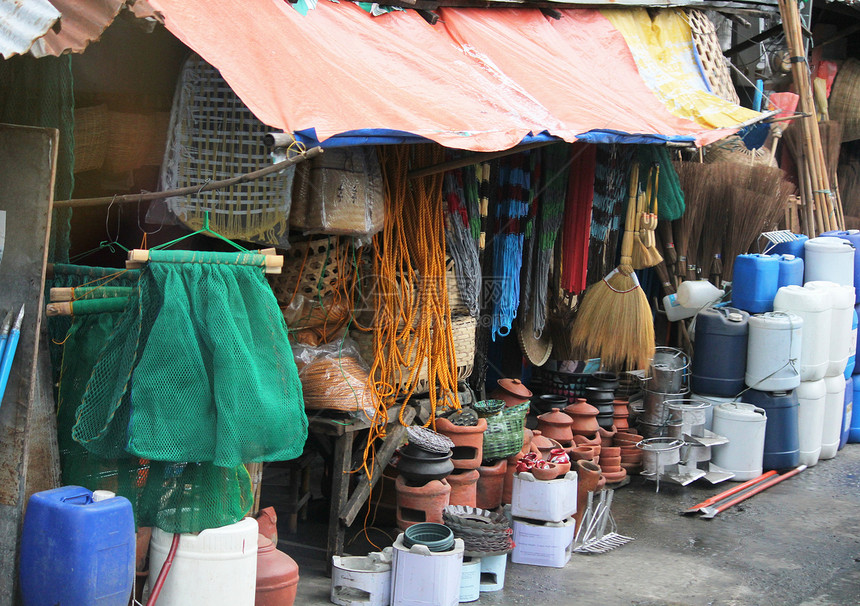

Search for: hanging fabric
xmin=637 ymin=144 xmax=685 ymax=221
xmin=587 ymin=145 xmax=635 ymax=287
xmin=560 ymin=143 xmax=597 ymax=295
xmin=72 ymin=250 xmax=308 ymax=467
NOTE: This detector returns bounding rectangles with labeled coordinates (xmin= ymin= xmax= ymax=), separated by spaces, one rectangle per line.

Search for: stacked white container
xmin=710 ymin=402 xmax=767 ymax=481
xmin=390 ymin=534 xmax=464 ymax=606
xmin=796 ymin=379 xmax=827 ymax=466
xmin=821 ymin=375 xmax=846 ymax=460
xmin=510 ymin=471 xmax=578 ymax=567
xmin=805 ymin=281 xmax=855 ymax=378
xmin=773 ymin=285 xmax=831 ymax=381
xmin=745 ymin=312 xmax=803 ymax=391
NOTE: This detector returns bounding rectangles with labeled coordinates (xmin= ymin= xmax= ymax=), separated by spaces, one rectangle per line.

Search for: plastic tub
xmin=804 ymin=236 xmax=855 ymax=288
xmin=773 ymin=285 xmax=831 ymax=381
xmin=711 ymin=402 xmax=767 ymax=481
xmin=745 ymin=312 xmax=803 ymax=392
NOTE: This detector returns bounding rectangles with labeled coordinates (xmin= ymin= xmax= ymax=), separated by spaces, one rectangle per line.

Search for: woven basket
xmin=299 ymin=356 xmax=375 ymax=414
xmin=482 ymin=401 xmax=529 ymax=461
xmin=703 ymin=135 xmax=776 ymax=167
xmin=829 ymin=58 xmax=860 ymax=142
xmin=351 ymin=314 xmax=477 ymax=394
xmin=73 ymin=104 xmax=108 ymax=173
xmin=270 ymin=237 xmax=348 ymax=304
xmin=446 ymin=257 xmax=470 ymax=316
xmin=687 ymin=10 xmax=740 ymax=105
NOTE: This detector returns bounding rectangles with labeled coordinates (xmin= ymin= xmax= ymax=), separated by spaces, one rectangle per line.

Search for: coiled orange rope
xmin=359 ymin=144 xmax=462 ymax=480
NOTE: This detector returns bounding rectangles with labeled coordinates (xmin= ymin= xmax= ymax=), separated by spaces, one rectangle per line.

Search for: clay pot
xmin=476 ymin=459 xmax=507 ymax=510
xmin=599 ymin=457 xmax=621 ymax=472
xmin=601 ymin=446 xmax=621 ymax=458
xmin=553 ymin=460 xmax=571 ymax=477
xmin=395 ymin=476 xmax=451 ymax=530
xmin=535 ymin=394 xmax=568 ymax=415
xmin=256 ymin=534 xmax=299 ymax=606
xmin=585 ymin=386 xmax=615 ymax=407
xmin=531 ymin=430 xmax=562 ymax=460
xmin=564 ymin=399 xmax=600 ymax=435
xmin=568 ymin=445 xmax=596 ymax=462
xmin=531 ymin=462 xmax=558 ymax=481
xmin=447 ymin=468 xmax=480 ymax=507
xmin=536 ymin=408 xmax=574 ymax=444
xmin=490 ymin=378 xmax=533 ymax=408
xmin=615 ymin=431 xmax=644 ymax=443
xmin=435 ymin=416 xmax=487 ymax=470
xmin=135 ymin=527 xmax=152 ymax=573
xmin=574 ymin=460 xmax=603 ymax=534
xmin=522 ymin=427 xmax=534 ymax=452
xmin=396 ymin=448 xmax=454 ymax=484
xmin=598 ymin=425 xmax=617 ymax=447
xmin=602 ymin=468 xmax=627 ymax=484
xmin=613 ymin=414 xmax=630 ymax=431
xmin=255 ymin=508 xmax=278 ymax=547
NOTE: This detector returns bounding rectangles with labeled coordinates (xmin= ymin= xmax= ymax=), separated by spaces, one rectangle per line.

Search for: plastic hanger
xmin=151 ymin=211 xmax=248 ymax=253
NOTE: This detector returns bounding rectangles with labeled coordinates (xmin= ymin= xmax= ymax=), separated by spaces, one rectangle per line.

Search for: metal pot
xmin=637 ymin=437 xmax=684 ymax=475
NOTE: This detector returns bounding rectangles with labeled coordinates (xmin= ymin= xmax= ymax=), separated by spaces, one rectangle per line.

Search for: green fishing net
xmin=73 ymin=250 xmax=308 ymax=467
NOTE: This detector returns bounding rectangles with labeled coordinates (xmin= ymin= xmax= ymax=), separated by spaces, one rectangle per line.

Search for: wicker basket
xmin=446 ymin=257 xmax=470 ymax=316
xmin=269 ymin=237 xmax=348 ymax=304
xmin=351 ymin=314 xmax=477 ymax=394
xmin=73 ymin=104 xmax=108 ymax=173
xmin=829 ymin=58 xmax=860 ymax=142
xmin=299 ymin=356 xmax=375 ymax=414
xmin=481 ymin=401 xmax=529 ymax=461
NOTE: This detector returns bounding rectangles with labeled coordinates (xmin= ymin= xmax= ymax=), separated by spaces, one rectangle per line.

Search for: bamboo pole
xmin=54 ymin=146 xmax=324 ymax=208
xmin=778 ymin=0 xmax=833 ymax=235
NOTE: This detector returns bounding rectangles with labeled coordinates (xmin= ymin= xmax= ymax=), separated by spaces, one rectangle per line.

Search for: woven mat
xmin=158 ymin=54 xmax=294 ymax=248
xmin=687 ymin=10 xmax=740 ymax=105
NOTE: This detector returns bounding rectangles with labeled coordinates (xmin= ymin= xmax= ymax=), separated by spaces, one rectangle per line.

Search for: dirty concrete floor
xmin=280 ymin=444 xmax=860 ymax=606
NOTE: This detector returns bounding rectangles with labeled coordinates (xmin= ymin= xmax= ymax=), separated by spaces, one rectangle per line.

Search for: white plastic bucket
xmin=710 ymin=402 xmax=767 ymax=481
xmin=796 ymin=379 xmax=826 ymax=467
xmin=149 ymin=517 xmax=258 ymax=606
xmin=805 ymin=281 xmax=855 ymax=377
xmin=773 ymin=285 xmax=831 ymax=381
xmin=745 ymin=312 xmax=803 ymax=391
xmin=820 ymin=374 xmax=846 ymax=460
xmin=804 ymin=237 xmax=855 ymax=287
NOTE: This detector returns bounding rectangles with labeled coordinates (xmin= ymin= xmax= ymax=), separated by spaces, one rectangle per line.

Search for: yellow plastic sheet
xmin=603 ymin=9 xmax=761 ymax=131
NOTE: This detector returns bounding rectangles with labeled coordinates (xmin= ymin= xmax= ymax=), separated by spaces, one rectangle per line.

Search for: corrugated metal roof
xmin=30 ymin=0 xmax=126 ymax=57
xmin=0 ymin=0 xmax=61 ymax=59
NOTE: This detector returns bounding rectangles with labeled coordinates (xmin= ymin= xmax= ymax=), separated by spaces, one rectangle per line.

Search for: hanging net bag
xmin=73 ymin=250 xmax=308 ymax=468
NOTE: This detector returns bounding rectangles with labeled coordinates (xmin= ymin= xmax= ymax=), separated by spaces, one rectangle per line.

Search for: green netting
xmin=50 ymin=264 xmax=256 ymax=533
xmin=73 ymin=250 xmax=308 ymax=467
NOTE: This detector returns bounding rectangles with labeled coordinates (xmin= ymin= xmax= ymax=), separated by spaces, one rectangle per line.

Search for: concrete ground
xmin=281 ymin=444 xmax=860 ymax=606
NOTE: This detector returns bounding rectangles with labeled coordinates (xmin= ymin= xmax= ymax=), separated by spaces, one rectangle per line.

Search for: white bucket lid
xmin=714 ymin=402 xmax=766 ymax=422
xmin=774 ymin=285 xmax=830 ymax=312
xmin=805 ymin=237 xmax=856 ymax=253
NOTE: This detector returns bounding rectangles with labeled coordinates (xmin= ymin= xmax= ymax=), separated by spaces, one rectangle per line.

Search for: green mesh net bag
xmin=49 ymin=264 xmax=256 ymax=532
xmin=73 ymin=250 xmax=308 ymax=467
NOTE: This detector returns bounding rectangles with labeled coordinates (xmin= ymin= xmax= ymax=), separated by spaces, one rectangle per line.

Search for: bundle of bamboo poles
xmin=777 ymin=0 xmax=843 ymax=236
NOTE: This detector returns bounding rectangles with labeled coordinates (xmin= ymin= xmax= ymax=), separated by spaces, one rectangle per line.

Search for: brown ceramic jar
xmin=536 ymin=408 xmax=574 ymax=444
xmin=490 ymin=378 xmax=533 ymax=408
xmin=563 ymin=399 xmax=600 ymax=435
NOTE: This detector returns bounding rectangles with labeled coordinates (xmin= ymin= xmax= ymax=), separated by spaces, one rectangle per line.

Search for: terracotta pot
xmin=600 ymin=456 xmax=621 ymax=468
xmin=447 ymin=468 xmax=480 ymax=507
xmin=476 ymin=459 xmax=507 ymax=510
xmin=601 ymin=446 xmax=621 ymax=458
xmin=395 ymin=476 xmax=451 ymax=530
xmin=598 ymin=425 xmax=617 ymax=447
xmin=256 ymin=534 xmax=299 ymax=606
xmin=435 ymin=416 xmax=487 ymax=470
xmin=530 ymin=430 xmax=562 ymax=460
xmin=255 ymin=507 xmax=278 ymax=547
xmin=615 ymin=431 xmax=644 ymax=443
xmin=574 ymin=460 xmax=602 ymax=534
xmin=502 ymin=452 xmax=524 ymax=505
xmin=553 ymin=460 xmax=571 ymax=477
xmin=536 ymin=408 xmax=574 ymax=444
xmin=602 ymin=468 xmax=627 ymax=484
xmin=596 ymin=475 xmax=607 ymax=491
xmin=532 ymin=462 xmax=558 ymax=481
xmin=613 ymin=414 xmax=630 ymax=431
xmin=522 ymin=427 xmax=534 ymax=452
xmin=568 ymin=445 xmax=596 ymax=462
xmin=563 ymin=399 xmax=600 ymax=435
xmin=489 ymin=378 xmax=533 ymax=408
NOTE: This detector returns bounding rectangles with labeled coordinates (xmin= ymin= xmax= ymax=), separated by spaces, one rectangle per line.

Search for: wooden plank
xmin=326 ymin=430 xmax=354 ymax=569
xmin=0 ymin=123 xmax=57 ymax=604
xmin=340 ymin=406 xmax=417 ymax=527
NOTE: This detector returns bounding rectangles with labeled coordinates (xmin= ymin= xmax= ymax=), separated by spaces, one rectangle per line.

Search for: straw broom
xmin=570 ymin=164 xmax=655 ymax=371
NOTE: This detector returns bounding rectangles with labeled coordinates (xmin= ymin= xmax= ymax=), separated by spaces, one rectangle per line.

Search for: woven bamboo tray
xmin=829 ymin=58 xmax=860 ymax=142
xmin=270 ymin=237 xmax=348 ymax=304
xmin=687 ymin=10 xmax=740 ymax=105
xmin=73 ymin=104 xmax=108 ymax=173
xmin=351 ymin=314 xmax=477 ymax=394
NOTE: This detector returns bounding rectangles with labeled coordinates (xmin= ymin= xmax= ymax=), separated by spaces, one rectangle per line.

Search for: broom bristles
xmin=570 ymin=268 xmax=656 ymax=371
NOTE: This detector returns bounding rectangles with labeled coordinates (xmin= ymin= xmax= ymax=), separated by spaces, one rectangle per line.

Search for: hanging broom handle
xmin=710 ymin=465 xmax=807 ymax=515
xmin=620 ymin=164 xmax=640 ymax=274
